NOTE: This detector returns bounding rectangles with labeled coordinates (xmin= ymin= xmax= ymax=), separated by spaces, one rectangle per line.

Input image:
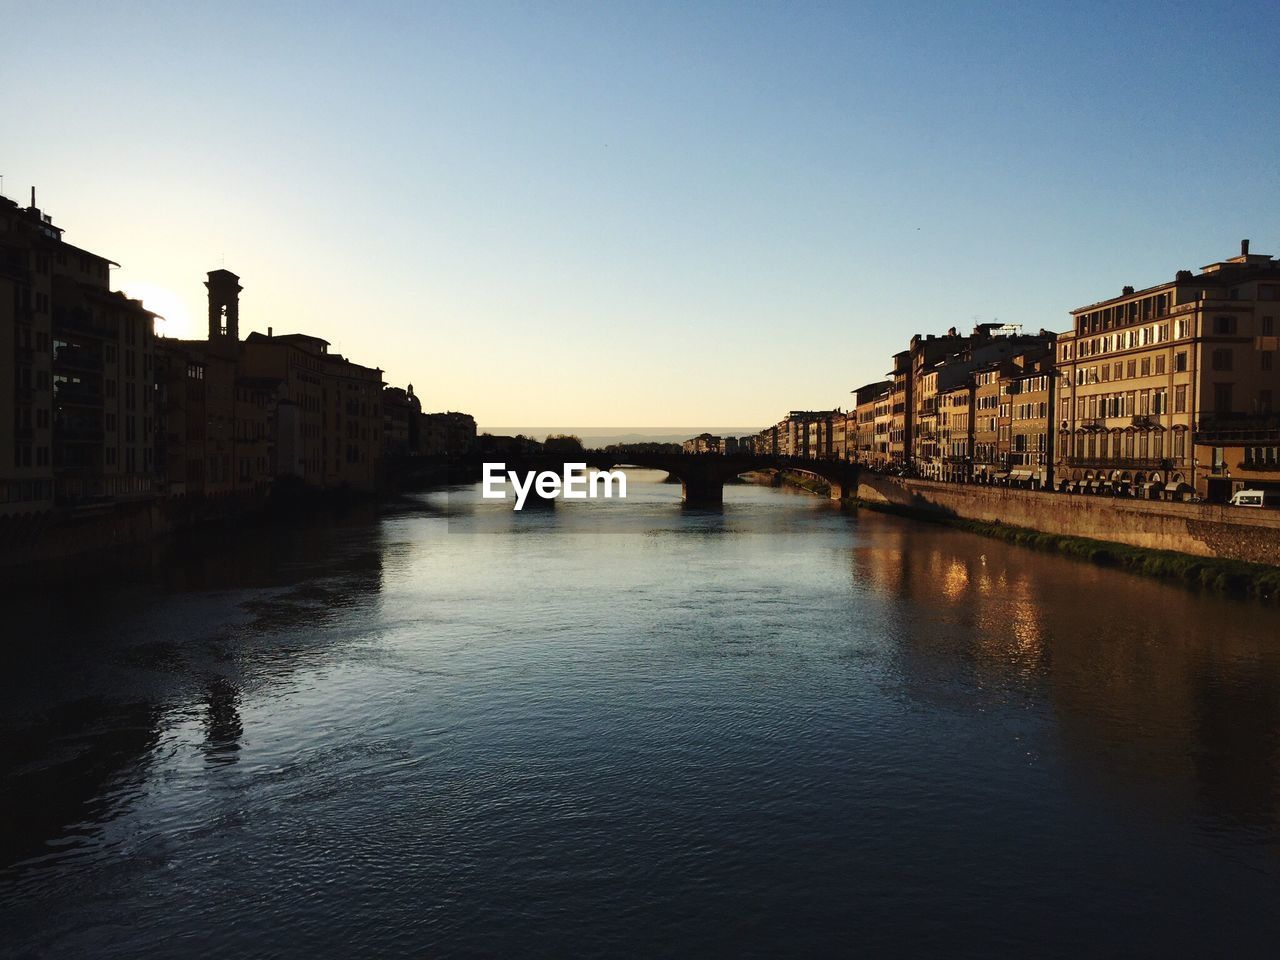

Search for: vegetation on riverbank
xmin=856 ymin=499 xmax=1280 ymax=602
xmin=778 ymin=471 xmax=831 ymax=495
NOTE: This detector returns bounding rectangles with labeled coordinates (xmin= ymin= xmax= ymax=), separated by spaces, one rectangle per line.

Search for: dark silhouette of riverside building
xmin=158 ymin=269 xmax=385 ymax=495
xmin=0 ymin=190 xmax=159 ymax=516
xmin=206 ymin=268 xmax=242 ymax=344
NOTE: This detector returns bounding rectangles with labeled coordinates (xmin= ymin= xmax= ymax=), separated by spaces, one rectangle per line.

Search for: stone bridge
xmin=447 ymin=451 xmax=861 ymax=507
xmin=608 ymin=453 xmax=860 ymax=506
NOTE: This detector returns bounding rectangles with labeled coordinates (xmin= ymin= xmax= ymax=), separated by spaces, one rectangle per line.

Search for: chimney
xmin=267 ymin=326 xmax=273 ymax=337
xmin=1122 ymin=285 xmax=1135 ymax=295
xmin=1242 ymin=239 xmax=1250 ymax=257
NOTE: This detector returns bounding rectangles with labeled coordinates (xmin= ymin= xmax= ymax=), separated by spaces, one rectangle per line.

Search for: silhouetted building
xmin=423 ymin=412 xmax=476 ymax=456
xmin=1 ymin=191 xmax=158 ymax=515
xmin=238 ymin=330 xmax=382 ymax=491
xmin=157 ymin=269 xmax=384 ymax=494
xmin=383 ymin=385 xmax=421 ymax=458
xmin=157 ymin=271 xmax=283 ymax=496
xmin=474 ymin=431 xmax=535 ymax=458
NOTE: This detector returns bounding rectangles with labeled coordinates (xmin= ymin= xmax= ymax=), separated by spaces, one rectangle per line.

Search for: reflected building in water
xmin=852 ymin=513 xmax=1280 ymax=830
xmin=0 ymin=514 xmax=387 ymax=869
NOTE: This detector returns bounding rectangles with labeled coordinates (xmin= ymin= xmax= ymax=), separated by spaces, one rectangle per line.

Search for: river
xmin=2 ymin=469 xmax=1279 ymax=957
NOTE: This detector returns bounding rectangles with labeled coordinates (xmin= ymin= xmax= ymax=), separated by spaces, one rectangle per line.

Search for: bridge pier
xmin=680 ymin=473 xmax=724 ymax=507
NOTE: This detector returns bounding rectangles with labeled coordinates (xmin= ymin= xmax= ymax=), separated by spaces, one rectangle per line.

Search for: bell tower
xmin=205 ymin=269 xmax=242 ymax=343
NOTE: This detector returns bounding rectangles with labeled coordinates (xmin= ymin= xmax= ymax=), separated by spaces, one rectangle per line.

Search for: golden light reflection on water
xmin=940 ymin=557 xmax=969 ymax=603
xmin=850 ymin=511 xmax=1280 ymax=829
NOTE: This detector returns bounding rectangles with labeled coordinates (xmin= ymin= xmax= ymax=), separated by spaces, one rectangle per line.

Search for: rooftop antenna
xmin=31 ymin=186 xmax=36 ymax=208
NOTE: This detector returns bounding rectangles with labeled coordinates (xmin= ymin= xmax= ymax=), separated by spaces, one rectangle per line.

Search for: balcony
xmin=1195 ymin=417 xmax=1280 ymax=443
xmin=56 ymin=420 xmax=105 ymax=442
xmin=54 ymin=346 xmax=103 ymax=372
xmin=54 ymin=384 xmax=103 ymax=407
xmin=1068 ymin=457 xmax=1171 ymax=472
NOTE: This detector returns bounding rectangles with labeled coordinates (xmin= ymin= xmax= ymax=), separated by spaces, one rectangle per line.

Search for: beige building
xmin=1006 ymin=354 xmax=1055 ymax=488
xmin=873 ymin=391 xmax=892 ymax=467
xmin=937 ymin=379 xmax=974 ymax=483
xmin=831 ymin=414 xmax=850 ymax=461
xmin=852 ymin=381 xmax=890 ymax=465
xmin=972 ymin=363 xmax=1003 ymax=481
xmin=888 ymin=351 xmax=911 ymax=465
xmin=914 ymin=368 xmax=942 ymax=477
xmin=910 ymin=327 xmax=1055 ymax=480
xmin=1055 ymin=241 xmax=1280 ymax=500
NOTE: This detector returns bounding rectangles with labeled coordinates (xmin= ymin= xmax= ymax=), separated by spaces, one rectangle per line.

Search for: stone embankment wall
xmin=0 ymin=493 xmax=267 ymax=569
xmin=856 ymin=475 xmax=1280 ymax=567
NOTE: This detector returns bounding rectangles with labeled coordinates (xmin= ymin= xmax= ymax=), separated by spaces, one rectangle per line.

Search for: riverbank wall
xmin=0 ymin=493 xmax=272 ymax=570
xmin=854 ymin=475 xmax=1280 ymax=567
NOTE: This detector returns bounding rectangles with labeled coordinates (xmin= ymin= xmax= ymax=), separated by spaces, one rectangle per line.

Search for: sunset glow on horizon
xmin=8 ymin=1 xmax=1280 ymax=426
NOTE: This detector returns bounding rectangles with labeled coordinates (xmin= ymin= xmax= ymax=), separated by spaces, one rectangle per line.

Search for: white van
xmin=1229 ymin=489 xmax=1268 ymax=508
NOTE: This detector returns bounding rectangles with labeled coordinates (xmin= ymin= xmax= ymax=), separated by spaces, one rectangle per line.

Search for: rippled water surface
xmin=3 ymin=470 xmax=1280 ymax=957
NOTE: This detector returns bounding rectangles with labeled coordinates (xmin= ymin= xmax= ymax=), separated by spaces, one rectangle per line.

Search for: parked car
xmin=1229 ymin=489 xmax=1269 ymax=508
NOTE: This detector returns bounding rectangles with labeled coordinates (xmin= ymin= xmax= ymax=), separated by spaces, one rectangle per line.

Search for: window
xmin=1214 ymin=383 xmax=1233 ymax=413
xmin=1156 ymin=355 xmax=1166 ymax=375
xmin=1263 ymin=352 xmax=1274 ymax=371
xmin=1211 ymin=349 xmax=1232 ymax=371
xmin=1264 ymin=316 xmax=1275 ymax=335
xmin=1175 ymin=385 xmax=1187 ymax=413
xmin=1175 ymin=351 xmax=1187 ymax=372
xmin=1214 ymin=315 xmax=1237 ymax=335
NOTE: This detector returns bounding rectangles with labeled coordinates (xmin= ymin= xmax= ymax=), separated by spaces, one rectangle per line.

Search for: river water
xmin=2 ymin=469 xmax=1279 ymax=957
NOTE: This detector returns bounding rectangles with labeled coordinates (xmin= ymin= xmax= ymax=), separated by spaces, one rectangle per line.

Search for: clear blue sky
xmin=6 ymin=1 xmax=1280 ymax=427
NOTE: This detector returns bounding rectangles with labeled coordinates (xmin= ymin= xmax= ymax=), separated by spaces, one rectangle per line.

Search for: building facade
xmin=1 ymin=192 xmax=157 ymax=515
xmin=1055 ymin=242 xmax=1280 ymax=500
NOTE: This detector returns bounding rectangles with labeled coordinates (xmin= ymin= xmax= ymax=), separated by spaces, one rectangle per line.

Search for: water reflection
xmin=3 ymin=480 xmax=1280 ymax=957
xmin=0 ymin=513 xmax=386 ymax=872
xmin=853 ymin=513 xmax=1280 ymax=830
xmin=202 ymin=677 xmax=243 ymax=765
